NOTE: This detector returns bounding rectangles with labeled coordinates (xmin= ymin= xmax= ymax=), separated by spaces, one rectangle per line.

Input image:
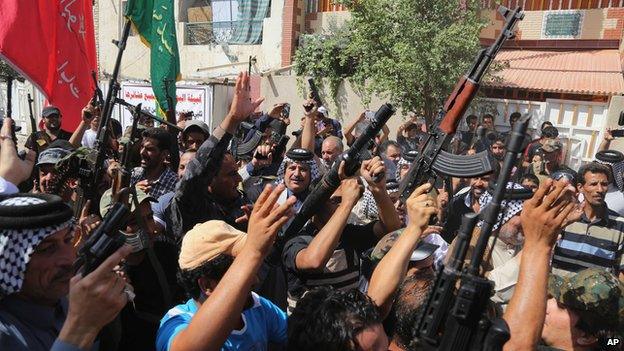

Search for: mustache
xmin=289 ymin=176 xmax=304 ymax=181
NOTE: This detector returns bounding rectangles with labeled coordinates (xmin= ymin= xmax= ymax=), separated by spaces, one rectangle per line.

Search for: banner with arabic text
xmin=0 ymin=0 xmax=97 ymax=130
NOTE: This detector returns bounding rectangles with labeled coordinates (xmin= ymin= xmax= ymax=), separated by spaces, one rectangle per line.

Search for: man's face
xmin=467 ymin=119 xmax=478 ymax=131
xmin=497 ymin=215 xmax=523 ymax=246
xmin=490 ymin=141 xmax=505 ymax=160
xmin=385 ymin=145 xmax=401 ymax=164
xmin=407 ymin=125 xmax=419 ymax=139
xmin=284 ymin=162 xmax=311 ymax=194
xmin=542 ymin=298 xmax=581 ymax=348
xmin=354 ymin=323 xmax=389 ymax=351
xmin=482 ymin=117 xmax=493 ymax=130
xmin=18 ymin=227 xmax=75 ymax=305
xmin=578 ymin=172 xmax=609 ymax=206
xmin=470 ymin=175 xmax=490 ymax=199
xmin=521 ymin=179 xmax=539 ymax=192
xmin=183 ymin=130 xmax=207 ymax=151
xmin=209 ymin=154 xmax=242 ymax=202
xmin=177 ymin=152 xmax=196 ymax=179
xmin=543 ymin=150 xmax=562 ymax=167
xmin=124 ymin=201 xmax=158 ymax=239
xmin=39 ymin=164 xmax=60 ymax=194
xmin=321 ymin=140 xmax=341 ymax=167
xmin=44 ymin=114 xmax=61 ymax=132
xmin=90 ymin=116 xmax=100 ymax=130
xmin=140 ymin=137 xmax=167 ymax=172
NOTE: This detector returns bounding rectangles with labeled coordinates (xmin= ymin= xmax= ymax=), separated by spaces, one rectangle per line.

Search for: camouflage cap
xmin=370 ymin=228 xmax=439 ymax=264
xmin=548 ymin=268 xmax=623 ymax=334
xmin=99 ymin=187 xmax=157 ymax=217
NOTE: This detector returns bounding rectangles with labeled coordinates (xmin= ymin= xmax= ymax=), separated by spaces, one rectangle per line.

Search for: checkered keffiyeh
xmin=0 ymin=196 xmax=75 ymax=296
xmin=275 ymin=156 xmax=321 ymax=186
xmin=596 ymin=159 xmax=624 ymax=192
xmin=478 ymin=182 xmax=525 ymax=231
xmin=131 ymin=167 xmax=178 ymax=199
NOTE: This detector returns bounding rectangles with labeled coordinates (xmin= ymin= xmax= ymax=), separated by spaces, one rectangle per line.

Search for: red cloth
xmin=0 ymin=0 xmax=97 ymax=130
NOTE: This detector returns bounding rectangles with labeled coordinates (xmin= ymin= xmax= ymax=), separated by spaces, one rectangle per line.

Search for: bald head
xmin=321 ymin=136 xmax=344 ymax=167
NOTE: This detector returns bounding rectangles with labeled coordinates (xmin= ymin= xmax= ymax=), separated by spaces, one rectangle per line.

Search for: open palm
xmin=229 ymin=72 xmax=264 ymax=121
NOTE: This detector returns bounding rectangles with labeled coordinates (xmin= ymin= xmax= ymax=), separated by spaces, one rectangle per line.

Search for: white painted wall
xmin=97 ymin=0 xmax=285 ymax=81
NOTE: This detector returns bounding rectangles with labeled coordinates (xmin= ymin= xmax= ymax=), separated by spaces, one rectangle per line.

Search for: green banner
xmin=125 ymin=0 xmax=180 ymax=114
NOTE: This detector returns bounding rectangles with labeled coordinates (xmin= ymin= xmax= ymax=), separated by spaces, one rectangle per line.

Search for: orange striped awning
xmin=488 ymin=49 xmax=624 ymax=96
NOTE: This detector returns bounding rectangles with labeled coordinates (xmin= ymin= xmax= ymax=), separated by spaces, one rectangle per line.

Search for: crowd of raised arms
xmin=0 ymin=72 xmax=622 ymax=351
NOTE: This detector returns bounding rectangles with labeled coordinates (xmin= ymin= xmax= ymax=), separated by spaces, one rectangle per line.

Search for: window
xmin=184 ymin=0 xmax=270 ymax=45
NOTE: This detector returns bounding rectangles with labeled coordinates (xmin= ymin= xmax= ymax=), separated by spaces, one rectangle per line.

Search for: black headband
xmin=0 ymin=193 xmax=73 ymax=229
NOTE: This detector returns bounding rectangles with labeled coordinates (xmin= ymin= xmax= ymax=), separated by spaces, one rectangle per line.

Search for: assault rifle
xmin=111 ymin=103 xmax=141 ymax=203
xmin=86 ymin=20 xmax=131 ymax=214
xmin=397 ymin=5 xmax=524 ymax=204
xmin=74 ymin=201 xmax=129 ymax=275
xmin=408 ymin=6 xmax=525 ymax=351
xmin=414 ymin=115 xmax=530 ymax=351
xmin=281 ymin=103 xmax=395 ymax=241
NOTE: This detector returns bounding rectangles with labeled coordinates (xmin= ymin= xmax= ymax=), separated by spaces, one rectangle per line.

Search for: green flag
xmin=125 ymin=0 xmax=180 ymax=114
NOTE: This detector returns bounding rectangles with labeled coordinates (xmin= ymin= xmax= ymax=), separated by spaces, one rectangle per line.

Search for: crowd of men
xmin=0 ymin=71 xmax=622 ymax=351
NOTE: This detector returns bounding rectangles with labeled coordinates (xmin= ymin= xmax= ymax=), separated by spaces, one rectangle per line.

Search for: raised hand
xmin=228 ymin=72 xmax=264 ymax=122
xmin=59 ymin=245 xmax=133 ymax=349
xmin=244 ymin=184 xmax=296 ymax=256
xmin=341 ymin=178 xmax=364 ymax=208
xmin=521 ymin=178 xmax=577 ymax=248
xmin=406 ymin=183 xmax=438 ymax=231
xmin=0 ymin=117 xmax=36 ymax=189
xmin=360 ymin=156 xmax=386 ymax=190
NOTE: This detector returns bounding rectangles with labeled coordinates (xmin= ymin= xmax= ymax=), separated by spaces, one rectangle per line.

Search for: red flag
xmin=0 ymin=0 xmax=97 ymax=130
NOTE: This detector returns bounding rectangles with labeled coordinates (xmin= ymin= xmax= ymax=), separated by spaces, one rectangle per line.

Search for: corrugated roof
xmin=487 ymin=49 xmax=624 ymax=96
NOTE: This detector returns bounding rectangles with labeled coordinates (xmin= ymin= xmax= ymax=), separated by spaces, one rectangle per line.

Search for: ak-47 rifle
xmin=280 ymin=104 xmax=395 ymax=241
xmin=163 ymin=79 xmax=180 ymax=170
xmin=414 ymin=115 xmax=531 ymax=351
xmin=111 ymin=103 xmax=141 ymax=203
xmin=409 ymin=7 xmax=525 ymax=350
xmin=115 ymin=98 xmax=182 ymax=132
xmin=74 ymin=201 xmax=129 ymax=275
xmin=397 ymin=6 xmax=524 ymax=205
xmin=91 ymin=71 xmax=105 ymax=109
xmin=84 ymin=20 xmax=131 ymax=214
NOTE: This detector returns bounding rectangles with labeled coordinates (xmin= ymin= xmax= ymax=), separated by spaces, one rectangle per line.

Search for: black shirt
xmin=25 ymin=130 xmax=72 ymax=150
xmin=282 ymin=222 xmax=379 ymax=302
xmin=442 ymin=190 xmax=475 ymax=242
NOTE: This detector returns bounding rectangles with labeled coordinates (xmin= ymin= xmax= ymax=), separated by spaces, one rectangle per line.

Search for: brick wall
xmin=281 ymin=0 xmax=303 ymax=66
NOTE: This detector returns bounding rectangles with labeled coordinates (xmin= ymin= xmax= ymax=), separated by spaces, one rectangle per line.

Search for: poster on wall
xmin=118 ymin=83 xmax=213 ymax=129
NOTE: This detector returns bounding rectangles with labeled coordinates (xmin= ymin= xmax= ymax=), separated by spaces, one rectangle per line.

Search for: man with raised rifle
xmin=0 ymin=193 xmax=132 ymax=351
xmin=281 ymin=157 xmax=401 ymax=312
xmin=130 ymin=127 xmax=178 ymax=199
xmin=98 ymin=186 xmax=182 ymax=350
